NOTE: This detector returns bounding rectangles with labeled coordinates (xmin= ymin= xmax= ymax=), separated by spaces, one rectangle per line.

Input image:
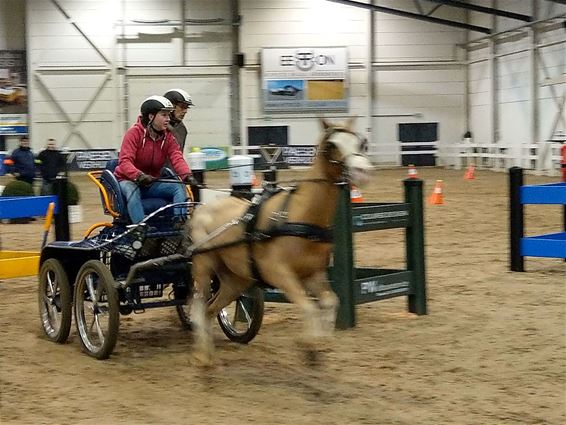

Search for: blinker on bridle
xmin=322 ymin=127 xmax=367 ymax=167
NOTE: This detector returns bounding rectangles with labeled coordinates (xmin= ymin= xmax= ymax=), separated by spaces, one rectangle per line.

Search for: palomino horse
xmin=189 ymin=118 xmax=372 ymax=365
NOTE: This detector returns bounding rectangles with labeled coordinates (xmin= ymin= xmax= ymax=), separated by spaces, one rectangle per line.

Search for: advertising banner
xmin=200 ymin=146 xmax=229 ymax=170
xmin=262 ymin=47 xmax=348 ymax=113
xmin=281 ymin=145 xmax=317 ymax=166
xmin=66 ymin=149 xmax=118 ymax=171
xmin=0 ymin=50 xmax=27 ymax=135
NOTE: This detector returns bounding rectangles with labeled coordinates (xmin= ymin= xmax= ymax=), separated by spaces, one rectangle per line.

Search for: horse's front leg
xmin=266 ymin=268 xmax=327 ymax=365
xmin=190 ymin=256 xmax=215 ymax=367
xmin=305 ymin=271 xmax=339 ymax=337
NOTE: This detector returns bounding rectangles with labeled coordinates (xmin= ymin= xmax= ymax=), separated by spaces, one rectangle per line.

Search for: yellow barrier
xmin=0 ymin=251 xmax=40 ymax=279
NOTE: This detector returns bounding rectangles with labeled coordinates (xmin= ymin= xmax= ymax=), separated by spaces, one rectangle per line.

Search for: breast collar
xmin=243 ymin=186 xmax=333 ymax=283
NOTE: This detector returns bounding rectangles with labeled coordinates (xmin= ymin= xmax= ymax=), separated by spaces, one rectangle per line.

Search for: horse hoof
xmin=297 ymin=340 xmax=323 ymax=367
xmin=191 ymin=351 xmax=213 ymax=368
xmin=304 ymin=348 xmax=321 ymax=367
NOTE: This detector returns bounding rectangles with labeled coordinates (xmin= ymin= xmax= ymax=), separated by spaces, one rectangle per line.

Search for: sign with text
xmin=66 ymin=149 xmax=118 ymax=171
xmin=261 ymin=47 xmax=348 ymax=112
xmin=281 ymin=145 xmax=317 ymax=166
xmin=0 ymin=50 xmax=28 ymax=135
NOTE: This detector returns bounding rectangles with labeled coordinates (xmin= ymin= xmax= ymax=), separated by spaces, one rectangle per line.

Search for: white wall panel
xmin=241 ymin=0 xmax=367 ymax=63
xmin=373 ymin=66 xmax=465 ymax=162
xmin=469 ymin=105 xmax=491 ymax=143
xmin=27 ymin=0 xmax=118 ymax=148
xmin=183 ymin=0 xmax=232 ymax=66
xmin=465 ymin=0 xmax=565 ymax=162
xmin=126 ymin=75 xmax=231 ymax=149
xmin=375 ymin=0 xmax=465 ymax=61
xmin=21 ymin=0 xmax=561 ymax=171
xmin=538 ymin=1 xmax=566 ymax=17
xmin=499 ymin=101 xmax=530 ymax=144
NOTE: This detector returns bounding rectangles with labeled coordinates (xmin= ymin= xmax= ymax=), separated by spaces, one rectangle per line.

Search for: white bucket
xmin=69 ymin=205 xmax=83 ymax=223
xmin=228 ymin=155 xmax=253 ymax=186
xmin=187 ymin=150 xmax=206 ymax=171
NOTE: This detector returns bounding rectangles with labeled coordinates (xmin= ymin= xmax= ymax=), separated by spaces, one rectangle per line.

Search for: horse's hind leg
xmin=191 ymin=254 xmax=216 ymax=367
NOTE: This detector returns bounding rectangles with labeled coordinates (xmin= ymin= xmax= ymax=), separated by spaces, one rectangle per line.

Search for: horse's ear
xmin=320 ymin=118 xmax=331 ymax=131
xmin=344 ymin=116 xmax=357 ymax=131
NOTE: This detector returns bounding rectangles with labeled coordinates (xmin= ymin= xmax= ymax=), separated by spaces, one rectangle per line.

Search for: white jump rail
xmin=439 ymin=141 xmax=563 ymax=176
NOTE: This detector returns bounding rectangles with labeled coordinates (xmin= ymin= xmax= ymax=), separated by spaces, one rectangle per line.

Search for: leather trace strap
xmin=242 ymin=188 xmax=333 ymax=283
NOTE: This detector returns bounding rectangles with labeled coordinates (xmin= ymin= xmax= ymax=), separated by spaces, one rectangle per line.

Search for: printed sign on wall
xmin=66 ymin=149 xmax=118 ymax=171
xmin=262 ymin=47 xmax=348 ymax=112
xmin=0 ymin=50 xmax=28 ymax=135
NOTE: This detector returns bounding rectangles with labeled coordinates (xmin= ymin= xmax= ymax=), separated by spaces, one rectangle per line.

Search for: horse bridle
xmin=320 ymin=126 xmax=368 ymax=182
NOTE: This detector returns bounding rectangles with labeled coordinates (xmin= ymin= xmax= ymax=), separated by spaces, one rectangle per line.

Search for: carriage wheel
xmin=175 ymin=273 xmax=217 ymax=330
xmin=175 ymin=275 xmax=193 ymax=330
xmin=73 ymin=260 xmax=119 ymax=360
xmin=175 ymin=301 xmax=193 ymax=330
xmin=38 ymin=258 xmax=72 ymax=343
xmin=217 ymin=285 xmax=264 ymax=344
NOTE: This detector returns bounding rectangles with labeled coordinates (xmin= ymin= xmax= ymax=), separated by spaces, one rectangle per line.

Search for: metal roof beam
xmin=325 ymin=0 xmax=491 ymax=34
xmin=425 ymin=0 xmax=532 ymax=21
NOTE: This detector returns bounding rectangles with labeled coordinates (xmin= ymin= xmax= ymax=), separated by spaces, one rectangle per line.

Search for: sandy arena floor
xmin=0 ymin=167 xmax=565 ymax=425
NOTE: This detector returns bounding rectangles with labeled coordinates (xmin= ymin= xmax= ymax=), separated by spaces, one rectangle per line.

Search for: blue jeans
xmin=119 ymin=180 xmax=188 ymax=224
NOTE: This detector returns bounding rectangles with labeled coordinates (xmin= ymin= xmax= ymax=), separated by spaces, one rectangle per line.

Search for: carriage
xmin=38 ymin=118 xmax=373 ymax=364
xmin=37 ymin=160 xmax=264 ymax=360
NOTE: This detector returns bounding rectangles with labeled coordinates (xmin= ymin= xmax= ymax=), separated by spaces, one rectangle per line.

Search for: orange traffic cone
xmin=252 ymin=173 xmax=260 ymax=187
xmin=351 ymin=185 xmax=364 ymax=203
xmin=428 ymin=180 xmax=444 ymax=205
xmin=464 ymin=164 xmax=475 ymax=180
xmin=407 ymin=164 xmax=418 ymax=179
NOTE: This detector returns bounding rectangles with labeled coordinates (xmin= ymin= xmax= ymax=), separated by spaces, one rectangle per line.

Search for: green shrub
xmin=42 ymin=180 xmax=80 ymax=205
xmin=1 ymin=180 xmax=35 ymax=197
xmin=66 ymin=181 xmax=80 ymax=205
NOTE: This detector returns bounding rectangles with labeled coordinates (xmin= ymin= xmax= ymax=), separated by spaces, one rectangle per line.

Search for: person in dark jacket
xmin=37 ymin=138 xmax=65 ymax=195
xmin=163 ymin=88 xmax=193 ymax=154
xmin=8 ymin=136 xmax=35 ymax=185
xmin=114 ymin=95 xmax=195 ymax=224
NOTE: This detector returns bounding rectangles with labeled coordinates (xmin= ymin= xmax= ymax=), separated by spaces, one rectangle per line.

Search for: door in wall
xmin=399 ymin=122 xmax=438 ymax=166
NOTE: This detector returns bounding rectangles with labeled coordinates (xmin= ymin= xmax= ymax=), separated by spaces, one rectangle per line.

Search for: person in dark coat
xmin=163 ymin=88 xmax=193 ymax=154
xmin=7 ymin=136 xmax=35 ymax=185
xmin=37 ymin=138 xmax=65 ymax=195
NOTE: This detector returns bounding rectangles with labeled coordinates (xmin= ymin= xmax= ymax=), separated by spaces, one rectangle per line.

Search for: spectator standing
xmin=37 ymin=138 xmax=65 ymax=195
xmin=7 ymin=136 xmax=35 ymax=185
xmin=163 ymin=88 xmax=193 ymax=154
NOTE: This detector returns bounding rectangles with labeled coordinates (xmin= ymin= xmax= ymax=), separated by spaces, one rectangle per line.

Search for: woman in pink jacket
xmin=114 ymin=95 xmax=195 ymax=223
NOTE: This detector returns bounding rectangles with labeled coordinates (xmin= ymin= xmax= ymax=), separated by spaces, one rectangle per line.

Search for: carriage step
xmin=132 ymin=299 xmax=185 ymax=311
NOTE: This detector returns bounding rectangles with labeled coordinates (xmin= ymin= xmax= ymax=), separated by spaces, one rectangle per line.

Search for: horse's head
xmin=318 ymin=118 xmax=372 ymax=186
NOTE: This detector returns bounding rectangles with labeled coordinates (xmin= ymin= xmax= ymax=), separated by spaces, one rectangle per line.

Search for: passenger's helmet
xmin=163 ymin=88 xmax=194 ymax=108
xmin=140 ymin=95 xmax=174 ymax=126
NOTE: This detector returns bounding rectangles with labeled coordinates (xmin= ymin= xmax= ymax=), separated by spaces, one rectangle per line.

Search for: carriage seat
xmin=99 ymin=159 xmax=176 ymax=221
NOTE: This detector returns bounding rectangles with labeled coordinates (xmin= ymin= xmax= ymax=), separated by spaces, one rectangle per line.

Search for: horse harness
xmin=241 ymin=185 xmax=333 ymax=284
xmin=191 ymin=126 xmax=364 ymax=283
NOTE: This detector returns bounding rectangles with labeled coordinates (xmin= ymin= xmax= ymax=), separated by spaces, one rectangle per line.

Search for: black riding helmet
xmin=163 ymin=88 xmax=194 ymax=108
xmin=140 ymin=95 xmax=174 ymax=127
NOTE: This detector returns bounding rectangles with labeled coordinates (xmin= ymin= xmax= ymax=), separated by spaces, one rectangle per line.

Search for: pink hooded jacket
xmin=114 ymin=116 xmax=191 ymax=181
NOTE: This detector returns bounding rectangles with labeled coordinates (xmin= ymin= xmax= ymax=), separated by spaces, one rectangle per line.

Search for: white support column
xmin=489 ymin=1 xmax=499 ymax=151
xmin=367 ymin=1 xmax=376 ymax=159
xmin=529 ymin=1 xmax=540 ymax=171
